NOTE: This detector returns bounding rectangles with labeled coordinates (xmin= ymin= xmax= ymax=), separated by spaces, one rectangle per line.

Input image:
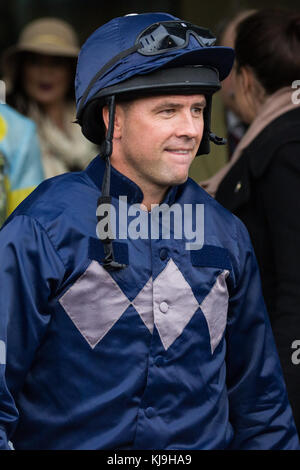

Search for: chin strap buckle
xmin=209 ymin=132 xmax=227 ymax=146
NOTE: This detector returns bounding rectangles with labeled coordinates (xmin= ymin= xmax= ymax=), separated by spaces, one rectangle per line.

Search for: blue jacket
xmin=0 ymin=155 xmax=298 ymax=450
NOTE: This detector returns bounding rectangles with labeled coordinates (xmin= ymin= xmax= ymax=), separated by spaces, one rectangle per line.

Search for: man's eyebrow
xmin=193 ymin=99 xmax=207 ymax=107
xmin=152 ymin=101 xmax=182 ymax=111
xmin=152 ymin=98 xmax=207 ymax=111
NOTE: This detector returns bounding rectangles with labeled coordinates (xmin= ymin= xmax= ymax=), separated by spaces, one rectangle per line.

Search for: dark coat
xmin=216 ymin=107 xmax=300 ymax=434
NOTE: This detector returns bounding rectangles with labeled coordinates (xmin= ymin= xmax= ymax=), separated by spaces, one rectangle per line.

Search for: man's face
xmin=110 ymin=94 xmax=205 ymax=192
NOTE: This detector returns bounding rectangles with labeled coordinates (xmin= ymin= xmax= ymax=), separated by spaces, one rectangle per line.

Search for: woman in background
xmin=3 ymin=17 xmax=97 ymax=179
xmin=211 ymin=9 xmax=300 ymax=434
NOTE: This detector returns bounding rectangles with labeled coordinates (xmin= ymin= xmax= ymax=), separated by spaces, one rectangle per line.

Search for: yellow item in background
xmin=4 ymin=177 xmax=36 ymax=217
xmin=0 ymin=115 xmax=8 ymax=141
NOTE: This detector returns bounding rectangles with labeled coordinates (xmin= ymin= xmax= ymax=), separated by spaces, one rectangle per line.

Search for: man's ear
xmin=102 ymin=104 xmax=123 ymax=139
xmin=102 ymin=105 xmax=109 ymax=134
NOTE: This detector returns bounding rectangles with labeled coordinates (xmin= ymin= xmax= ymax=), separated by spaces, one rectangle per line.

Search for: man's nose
xmin=176 ymin=111 xmax=202 ymax=139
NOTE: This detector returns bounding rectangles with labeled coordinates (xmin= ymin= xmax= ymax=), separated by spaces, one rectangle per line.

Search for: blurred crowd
xmin=0 ymin=17 xmax=98 ymax=225
xmin=0 ymin=8 xmax=300 ymax=434
xmin=204 ymin=7 xmax=300 ymax=436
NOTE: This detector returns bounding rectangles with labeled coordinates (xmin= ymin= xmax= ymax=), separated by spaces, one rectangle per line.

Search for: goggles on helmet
xmin=77 ymin=21 xmax=217 ymax=122
xmin=136 ymin=21 xmax=216 ymax=55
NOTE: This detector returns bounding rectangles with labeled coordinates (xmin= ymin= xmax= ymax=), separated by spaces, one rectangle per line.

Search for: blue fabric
xmin=0 ymin=155 xmax=299 ymax=450
xmin=190 ymin=245 xmax=232 ymax=270
xmin=75 ymin=13 xmax=234 ymax=112
xmin=88 ymin=237 xmax=129 ymax=265
xmin=0 ymin=104 xmax=44 ymax=190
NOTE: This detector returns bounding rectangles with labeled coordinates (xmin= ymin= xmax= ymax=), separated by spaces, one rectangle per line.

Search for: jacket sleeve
xmin=0 ymin=214 xmax=65 ymax=449
xmin=226 ymin=218 xmax=299 ymax=449
xmin=261 ymin=142 xmax=300 ymax=431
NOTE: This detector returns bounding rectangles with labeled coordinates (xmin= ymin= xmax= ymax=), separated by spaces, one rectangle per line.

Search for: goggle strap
xmin=189 ymin=30 xmax=211 ymax=48
xmin=77 ymin=44 xmax=139 ymax=121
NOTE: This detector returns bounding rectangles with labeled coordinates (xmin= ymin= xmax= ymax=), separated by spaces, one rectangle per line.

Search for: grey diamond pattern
xmin=59 ymin=260 xmax=131 ymax=348
xmin=200 ymin=270 xmax=229 ymax=353
xmin=132 ymin=277 xmax=154 ymax=334
xmin=153 ymin=259 xmax=200 ymax=350
xmin=59 ymin=259 xmax=229 ymax=353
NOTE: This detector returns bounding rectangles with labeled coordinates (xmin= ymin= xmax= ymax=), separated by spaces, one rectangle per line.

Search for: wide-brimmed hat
xmin=2 ymin=17 xmax=80 ymax=87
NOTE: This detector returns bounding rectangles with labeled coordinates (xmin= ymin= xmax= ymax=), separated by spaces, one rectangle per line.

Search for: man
xmin=0 ymin=12 xmax=298 ymax=450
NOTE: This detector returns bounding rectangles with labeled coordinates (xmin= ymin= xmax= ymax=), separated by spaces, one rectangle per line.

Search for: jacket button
xmin=145 ymin=407 xmax=155 ymax=419
xmin=159 ymin=301 xmax=169 ymax=313
xmin=154 ymin=356 xmax=164 ymax=367
xmin=159 ymin=248 xmax=168 ymax=260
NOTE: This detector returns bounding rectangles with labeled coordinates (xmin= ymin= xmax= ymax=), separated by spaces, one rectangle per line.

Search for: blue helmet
xmin=75 ymin=12 xmax=234 ymax=155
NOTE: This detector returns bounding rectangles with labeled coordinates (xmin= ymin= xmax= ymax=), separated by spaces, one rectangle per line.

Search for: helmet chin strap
xmin=97 ymin=95 xmax=127 ymax=271
xmin=209 ymin=132 xmax=227 ymax=145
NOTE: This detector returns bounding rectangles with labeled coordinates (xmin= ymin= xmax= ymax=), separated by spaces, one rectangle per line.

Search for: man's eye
xmin=160 ymin=108 xmax=175 ymax=115
xmin=192 ymin=107 xmax=204 ymax=114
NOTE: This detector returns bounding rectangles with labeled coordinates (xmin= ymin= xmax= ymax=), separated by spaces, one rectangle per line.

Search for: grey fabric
xmin=59 ymin=260 xmax=131 ymax=348
xmin=59 ymin=260 xmax=229 ymax=353
xmin=132 ymin=276 xmax=154 ymax=334
xmin=153 ymin=259 xmax=199 ymax=350
xmin=200 ymin=270 xmax=229 ymax=353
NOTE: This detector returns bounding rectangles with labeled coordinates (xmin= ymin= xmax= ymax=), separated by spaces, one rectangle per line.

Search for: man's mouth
xmin=165 ymin=149 xmax=193 ymax=155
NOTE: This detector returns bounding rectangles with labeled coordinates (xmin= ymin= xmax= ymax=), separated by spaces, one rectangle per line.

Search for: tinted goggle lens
xmin=136 ymin=21 xmax=216 ymax=55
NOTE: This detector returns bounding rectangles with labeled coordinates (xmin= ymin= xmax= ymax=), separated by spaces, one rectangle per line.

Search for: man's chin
xmin=167 ymin=172 xmax=189 ymax=187
xmin=153 ymin=168 xmax=190 ymax=189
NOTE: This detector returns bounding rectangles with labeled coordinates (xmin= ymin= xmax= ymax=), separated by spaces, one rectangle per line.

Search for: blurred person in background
xmin=2 ymin=17 xmax=97 ymax=179
xmin=189 ymin=10 xmax=253 ymax=184
xmin=0 ymin=103 xmax=44 ymax=226
xmin=217 ymin=10 xmax=254 ymax=157
xmin=199 ymin=9 xmax=255 ymax=192
xmin=208 ymin=8 xmax=300 ymax=433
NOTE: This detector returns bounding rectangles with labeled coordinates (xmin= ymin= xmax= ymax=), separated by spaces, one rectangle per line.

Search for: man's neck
xmin=141 ymin=187 xmax=169 ymax=211
xmin=110 ymin=157 xmax=169 ymax=211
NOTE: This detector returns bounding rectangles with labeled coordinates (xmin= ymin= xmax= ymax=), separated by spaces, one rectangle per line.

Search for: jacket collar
xmin=85 ymin=154 xmax=181 ymax=206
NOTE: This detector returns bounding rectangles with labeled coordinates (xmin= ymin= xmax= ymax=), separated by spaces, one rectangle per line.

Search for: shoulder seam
xmin=16 ymin=213 xmax=67 ymax=272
